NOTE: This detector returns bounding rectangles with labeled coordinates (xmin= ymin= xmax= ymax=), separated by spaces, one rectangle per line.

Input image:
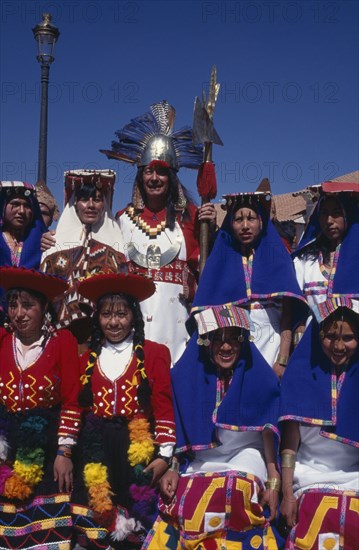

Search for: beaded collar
xmin=126 ymin=205 xmax=167 ymax=238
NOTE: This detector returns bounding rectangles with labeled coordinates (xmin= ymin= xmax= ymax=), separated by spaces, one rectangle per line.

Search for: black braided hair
xmin=78 ymin=292 xmax=152 ymax=410
xmin=135 ymin=167 xmax=194 ymax=230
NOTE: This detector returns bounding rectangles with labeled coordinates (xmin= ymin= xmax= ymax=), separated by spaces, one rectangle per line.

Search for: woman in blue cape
xmin=145 ymin=304 xmax=281 ymax=550
xmin=191 ymin=192 xmax=306 ymax=378
xmin=292 ymin=181 xmax=359 ymax=337
xmin=0 ymin=181 xmax=45 ymax=269
xmin=0 ymin=182 xmax=46 ymax=322
xmin=279 ymin=298 xmax=359 ymax=550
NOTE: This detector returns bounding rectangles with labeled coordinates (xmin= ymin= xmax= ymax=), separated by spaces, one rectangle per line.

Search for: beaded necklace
xmin=126 ymin=205 xmax=167 ymax=238
xmin=331 ymin=363 xmax=347 ymax=426
xmin=319 ymin=243 xmax=341 ymax=295
xmin=212 ymin=369 xmax=233 ymax=424
xmin=3 ymin=232 xmax=23 ymax=266
xmin=242 ymin=251 xmax=254 ymax=299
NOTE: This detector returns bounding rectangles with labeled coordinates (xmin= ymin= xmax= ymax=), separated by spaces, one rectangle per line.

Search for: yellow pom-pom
xmin=88 ymin=481 xmax=114 ymax=513
xmin=128 ymin=417 xmax=153 ymax=442
xmin=84 ymin=463 xmax=108 ymax=486
xmin=13 ymin=461 xmax=44 ymax=485
xmin=128 ymin=440 xmax=155 ymax=466
xmin=4 ymin=474 xmax=32 ymax=500
xmin=88 ymin=481 xmax=112 ymax=499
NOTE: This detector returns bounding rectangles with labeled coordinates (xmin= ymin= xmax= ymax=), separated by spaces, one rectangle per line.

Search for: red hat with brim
xmin=322 ymin=181 xmax=359 ymax=194
xmin=77 ymin=272 xmax=156 ymax=303
xmin=0 ymin=267 xmax=68 ymax=302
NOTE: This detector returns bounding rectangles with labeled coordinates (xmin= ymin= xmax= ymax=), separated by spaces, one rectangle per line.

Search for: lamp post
xmin=32 ymin=13 xmax=60 ymax=184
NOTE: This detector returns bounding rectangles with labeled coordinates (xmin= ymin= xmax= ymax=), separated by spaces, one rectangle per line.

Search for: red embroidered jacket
xmin=0 ymin=328 xmax=82 ymax=440
xmin=80 ymin=340 xmax=176 ymax=446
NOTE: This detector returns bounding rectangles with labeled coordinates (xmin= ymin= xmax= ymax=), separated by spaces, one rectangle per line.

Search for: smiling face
xmin=75 ymin=189 xmax=105 ymax=226
xmin=321 ymin=317 xmax=358 ymax=369
xmin=98 ymin=296 xmax=134 ymax=344
xmin=141 ymin=164 xmax=169 ymax=207
xmin=4 ymin=197 xmax=33 ymax=234
xmin=7 ymin=289 xmax=46 ymax=344
xmin=319 ymin=196 xmax=346 ymax=245
xmin=210 ymin=327 xmax=242 ymax=370
xmin=231 ymin=206 xmax=262 ymax=247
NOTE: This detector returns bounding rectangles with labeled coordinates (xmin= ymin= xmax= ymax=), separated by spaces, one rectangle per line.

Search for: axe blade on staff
xmin=192 ymin=66 xmax=223 ymax=276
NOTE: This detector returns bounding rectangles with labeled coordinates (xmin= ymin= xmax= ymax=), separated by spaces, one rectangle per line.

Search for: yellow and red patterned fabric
xmin=144 ymin=471 xmax=279 ymax=550
xmin=286 ymin=489 xmax=359 ymax=550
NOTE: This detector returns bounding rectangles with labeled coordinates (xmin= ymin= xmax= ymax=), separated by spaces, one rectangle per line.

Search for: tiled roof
xmin=331 ymin=170 xmax=359 ymax=183
xmin=272 ymin=193 xmax=307 ymax=222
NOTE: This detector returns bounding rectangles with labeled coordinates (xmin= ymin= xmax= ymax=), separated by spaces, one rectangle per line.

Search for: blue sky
xmin=1 ymin=0 xmax=358 ymax=217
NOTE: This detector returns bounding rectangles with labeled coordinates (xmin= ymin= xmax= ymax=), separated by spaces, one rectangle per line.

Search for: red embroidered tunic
xmin=80 ymin=340 xmax=176 ymax=446
xmin=0 ymin=328 xmax=82 ymax=440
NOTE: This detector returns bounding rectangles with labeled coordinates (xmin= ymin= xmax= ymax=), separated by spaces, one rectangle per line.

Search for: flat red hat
xmin=322 ymin=181 xmax=359 ymax=194
xmin=0 ymin=267 xmax=68 ymax=302
xmin=77 ymin=272 xmax=156 ymax=303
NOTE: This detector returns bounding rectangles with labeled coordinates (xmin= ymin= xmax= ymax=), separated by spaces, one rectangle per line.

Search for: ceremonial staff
xmin=193 ymin=66 xmax=223 ymax=276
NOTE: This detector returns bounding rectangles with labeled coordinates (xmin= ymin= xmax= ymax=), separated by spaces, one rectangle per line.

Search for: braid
xmin=89 ymin=312 xmax=104 ymax=356
xmin=132 ymin=300 xmax=145 ymax=356
xmin=78 ymin=351 xmax=97 ymax=407
xmin=129 ymin=299 xmax=152 ymax=412
xmin=78 ymin=308 xmax=104 ymax=408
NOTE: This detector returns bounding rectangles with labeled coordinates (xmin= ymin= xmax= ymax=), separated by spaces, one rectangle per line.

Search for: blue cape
xmin=279 ymin=320 xmax=359 ymax=447
xmin=171 ymin=333 xmax=281 ymax=452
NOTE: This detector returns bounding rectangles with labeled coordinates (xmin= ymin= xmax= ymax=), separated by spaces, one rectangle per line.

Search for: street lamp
xmin=32 ymin=13 xmax=60 ymax=184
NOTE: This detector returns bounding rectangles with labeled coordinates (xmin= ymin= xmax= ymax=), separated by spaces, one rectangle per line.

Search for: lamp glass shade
xmin=33 ymin=13 xmax=59 ymax=65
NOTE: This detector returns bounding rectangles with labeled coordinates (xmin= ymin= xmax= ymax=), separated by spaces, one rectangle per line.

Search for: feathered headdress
xmin=100 ymin=100 xmax=203 ymax=171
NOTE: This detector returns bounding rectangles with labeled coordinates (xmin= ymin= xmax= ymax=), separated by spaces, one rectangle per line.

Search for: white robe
xmin=293 ymin=426 xmax=359 ymax=497
xmin=185 ymin=429 xmax=267 ymax=483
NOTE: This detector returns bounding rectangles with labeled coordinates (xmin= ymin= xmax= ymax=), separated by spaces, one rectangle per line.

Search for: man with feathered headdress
xmin=101 ymin=101 xmax=216 ymax=363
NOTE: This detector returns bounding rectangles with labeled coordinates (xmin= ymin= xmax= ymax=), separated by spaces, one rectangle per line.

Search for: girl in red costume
xmin=73 ymin=271 xmax=175 ymax=549
xmin=0 ymin=267 xmax=81 ymax=549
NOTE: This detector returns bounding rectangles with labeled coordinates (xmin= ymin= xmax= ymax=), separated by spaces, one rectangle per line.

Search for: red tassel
xmin=196 ymin=162 xmax=217 ymax=200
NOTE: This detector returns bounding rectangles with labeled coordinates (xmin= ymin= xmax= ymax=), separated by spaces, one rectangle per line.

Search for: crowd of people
xmin=0 ymin=101 xmax=358 ymax=550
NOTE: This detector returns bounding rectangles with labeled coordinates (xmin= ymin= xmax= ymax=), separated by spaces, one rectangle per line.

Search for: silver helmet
xmin=100 ymin=100 xmax=202 ymax=171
